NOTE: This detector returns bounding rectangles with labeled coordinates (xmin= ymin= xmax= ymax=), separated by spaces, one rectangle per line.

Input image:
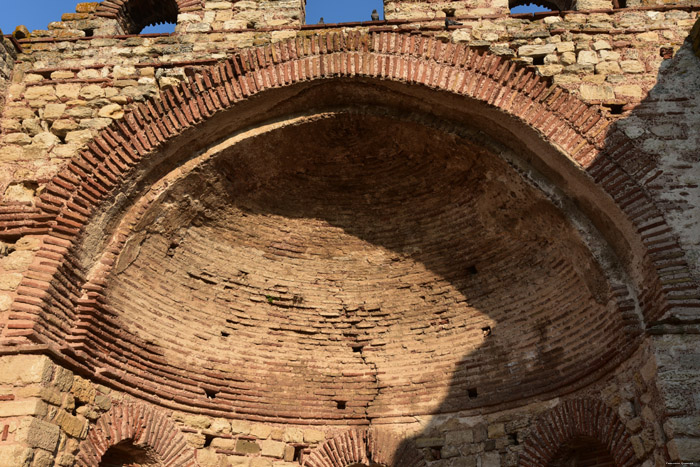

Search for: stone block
xmin=210 ymin=437 xmax=238 ymax=450
xmin=577 ymin=50 xmax=598 ymax=66
xmin=261 ymin=439 xmax=285 ymax=458
xmin=0 ymin=400 xmax=47 ymax=418
xmin=250 ymin=458 xmax=272 ymax=467
xmin=620 ymin=60 xmax=644 ymax=73
xmin=250 ymin=423 xmax=272 ymax=439
xmin=0 ymin=273 xmax=23 ymax=291
xmin=53 ymin=410 xmax=87 ymax=438
xmin=0 ymin=355 xmax=53 ymax=385
xmin=415 ymin=437 xmax=444 ymax=448
xmin=236 ymin=439 xmax=261 ymax=455
xmin=446 ymin=429 xmax=474 ymax=445
xmin=518 ymin=44 xmax=556 ymax=57
xmin=231 ymin=419 xmax=251 ymax=435
xmin=579 ymin=84 xmax=614 ymax=101
xmin=481 ymin=451 xmax=501 ymax=467
xmin=303 ymin=428 xmax=325 ymax=443
xmin=488 ymin=423 xmax=505 ymax=439
xmin=283 ymin=428 xmax=303 ymax=443
xmin=0 ymin=445 xmax=33 ymax=467
xmin=17 ymin=418 xmax=59 ymax=451
xmin=595 ymin=61 xmax=621 ymax=74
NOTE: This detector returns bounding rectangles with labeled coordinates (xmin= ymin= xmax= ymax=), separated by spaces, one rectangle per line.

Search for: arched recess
xmin=76 ymin=402 xmax=196 ymax=467
xmin=303 ymin=429 xmax=426 ymax=467
xmin=518 ymin=399 xmax=638 ymax=466
xmin=94 ymin=0 xmax=201 ymax=34
xmin=1 ymin=32 xmax=696 ymax=420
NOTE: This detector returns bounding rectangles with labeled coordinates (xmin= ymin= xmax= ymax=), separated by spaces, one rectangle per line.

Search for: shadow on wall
xmin=386 ymin=29 xmax=700 ymax=467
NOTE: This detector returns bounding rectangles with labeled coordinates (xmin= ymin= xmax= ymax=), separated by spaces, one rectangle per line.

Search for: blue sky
xmin=1 ymin=1 xmax=547 ymax=35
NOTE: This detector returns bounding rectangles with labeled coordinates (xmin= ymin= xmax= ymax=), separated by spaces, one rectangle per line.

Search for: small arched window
xmin=549 ymin=436 xmax=616 ymax=467
xmin=99 ymin=440 xmax=162 ymax=467
xmin=96 ymin=0 xmax=182 ymax=35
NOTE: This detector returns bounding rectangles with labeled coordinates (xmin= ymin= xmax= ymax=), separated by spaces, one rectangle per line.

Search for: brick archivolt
xmin=76 ymin=401 xmax=197 ymax=466
xmin=303 ymin=428 xmax=425 ymax=467
xmin=1 ymin=32 xmax=696 ymax=422
xmin=519 ymin=399 xmax=637 ymax=467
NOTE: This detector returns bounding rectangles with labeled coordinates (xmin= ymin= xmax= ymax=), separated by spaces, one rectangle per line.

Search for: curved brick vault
xmin=519 ymin=399 xmax=637 ymax=467
xmin=77 ymin=401 xmax=196 ymax=466
xmin=1 ymin=32 xmax=696 ymax=424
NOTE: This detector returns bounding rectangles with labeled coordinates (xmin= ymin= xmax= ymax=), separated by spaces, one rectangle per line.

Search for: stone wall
xmin=0 ymin=31 xmax=17 ymax=117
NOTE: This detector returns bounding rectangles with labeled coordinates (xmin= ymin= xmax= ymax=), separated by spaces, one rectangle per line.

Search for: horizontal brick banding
xmin=1 ymin=31 xmax=696 ymax=423
xmin=76 ymin=401 xmax=196 ymax=466
xmin=519 ymin=399 xmax=638 ymax=466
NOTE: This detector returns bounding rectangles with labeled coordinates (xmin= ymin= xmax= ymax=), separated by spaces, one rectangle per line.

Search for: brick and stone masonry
xmin=0 ymin=0 xmax=699 ymax=466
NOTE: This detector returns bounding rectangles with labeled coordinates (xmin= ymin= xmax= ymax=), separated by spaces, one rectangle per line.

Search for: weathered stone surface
xmin=261 ymin=439 xmax=285 ymax=458
xmin=0 ymin=356 xmax=52 ymax=385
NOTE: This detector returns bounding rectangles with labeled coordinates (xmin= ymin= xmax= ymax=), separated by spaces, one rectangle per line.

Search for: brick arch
xmin=95 ymin=0 xmax=203 ymax=34
xmin=2 ymin=31 xmax=695 ymax=407
xmin=519 ymin=399 xmax=639 ymax=467
xmin=77 ymin=401 xmax=197 ymax=466
xmin=303 ymin=428 xmax=426 ymax=467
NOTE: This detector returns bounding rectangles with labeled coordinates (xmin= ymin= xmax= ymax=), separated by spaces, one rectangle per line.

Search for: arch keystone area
xmin=76 ymin=401 xmax=197 ymax=466
xmin=519 ymin=399 xmax=638 ymax=467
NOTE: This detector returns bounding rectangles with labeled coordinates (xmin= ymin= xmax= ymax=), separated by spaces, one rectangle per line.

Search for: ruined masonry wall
xmin=0 ymin=341 xmax=673 ymax=467
xmin=0 ymin=32 xmax=17 ymax=117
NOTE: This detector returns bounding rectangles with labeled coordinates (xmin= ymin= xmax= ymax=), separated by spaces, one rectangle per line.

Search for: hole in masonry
xmin=203 ymin=434 xmax=214 ymax=448
xmin=221 ymin=330 xmax=230 ymax=337
xmin=430 ymin=447 xmax=442 ymax=460
xmin=482 ymin=326 xmax=492 ymax=337
xmin=293 ymin=445 xmax=307 ymax=462
xmin=83 ymin=29 xmax=94 ymax=37
xmin=72 ymin=399 xmax=86 ymax=416
xmin=204 ymin=388 xmax=217 ymax=399
xmin=660 ymin=47 xmax=674 ymax=60
xmin=532 ymin=55 xmax=545 ymax=65
xmin=336 ymin=400 xmax=347 ymax=410
xmin=443 ymin=8 xmax=456 ymax=17
xmin=509 ymin=432 xmax=519 ymax=445
xmin=603 ymin=103 xmax=624 ymax=115
xmin=466 ymin=265 xmax=478 ymax=275
xmin=613 ymin=0 xmax=627 ymax=7
xmin=468 ymin=388 xmax=478 ymax=399
xmin=352 ymin=345 xmax=363 ymax=353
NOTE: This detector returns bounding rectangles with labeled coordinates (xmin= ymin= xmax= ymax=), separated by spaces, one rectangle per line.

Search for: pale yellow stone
xmin=43 ymin=103 xmax=66 ymax=120
xmin=595 ymin=61 xmax=621 ymax=74
xmin=50 ymin=70 xmax=74 ymax=80
xmin=250 ymin=423 xmax=272 ymax=439
xmin=615 ymin=84 xmax=643 ymax=98
xmin=303 ymin=428 xmax=325 ymax=443
xmin=97 ymin=103 xmax=124 ymax=119
xmin=79 ymin=84 xmax=105 ymax=100
xmin=621 ymin=60 xmax=644 ymax=73
xmin=0 ymin=400 xmax=47 ymax=418
xmin=2 ymin=251 xmax=34 ymax=271
xmin=0 ymin=272 xmax=23 ymax=291
xmin=261 ymin=439 xmax=285 ymax=458
xmin=579 ymin=84 xmax=615 ymax=100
